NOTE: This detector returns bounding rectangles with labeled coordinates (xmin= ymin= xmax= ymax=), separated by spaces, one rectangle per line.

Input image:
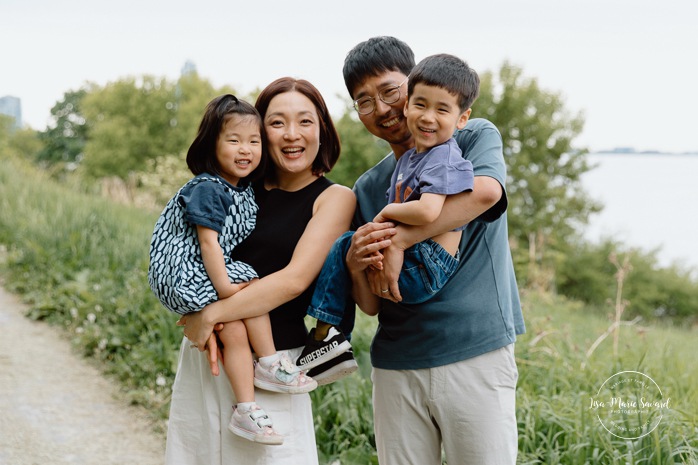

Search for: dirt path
xmin=0 ymin=284 xmax=166 ymax=465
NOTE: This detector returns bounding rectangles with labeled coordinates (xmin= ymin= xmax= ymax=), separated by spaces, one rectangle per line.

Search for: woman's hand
xmin=204 ymin=324 xmax=225 ymax=376
xmin=177 ymin=315 xmax=225 ymax=376
xmin=176 ymin=309 xmax=216 ymax=351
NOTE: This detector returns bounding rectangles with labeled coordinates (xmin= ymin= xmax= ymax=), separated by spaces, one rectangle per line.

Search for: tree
xmin=0 ymin=114 xmax=43 ymax=162
xmin=37 ymin=89 xmax=89 ymax=167
xmin=170 ymin=70 xmax=235 ymax=156
xmin=475 ymin=62 xmax=601 ymax=287
xmin=80 ymin=76 xmax=180 ymax=179
xmin=78 ymin=72 xmax=240 ymax=180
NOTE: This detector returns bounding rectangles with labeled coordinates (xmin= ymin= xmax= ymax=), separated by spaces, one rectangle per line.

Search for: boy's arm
xmin=378 ymin=176 xmax=502 ymax=301
xmin=374 ymin=193 xmax=447 ymax=226
xmin=197 ymin=225 xmax=237 ymax=299
xmin=394 ymin=176 xmax=502 ymax=247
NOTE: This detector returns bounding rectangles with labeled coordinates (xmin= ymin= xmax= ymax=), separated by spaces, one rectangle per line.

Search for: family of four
xmin=148 ymin=36 xmax=525 ymax=465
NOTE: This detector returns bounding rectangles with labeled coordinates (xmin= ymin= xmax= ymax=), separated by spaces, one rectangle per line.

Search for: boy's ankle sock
xmin=236 ymin=401 xmax=256 ymax=413
xmin=314 ymin=321 xmax=333 ymax=341
xmin=257 ymin=353 xmax=280 ymax=369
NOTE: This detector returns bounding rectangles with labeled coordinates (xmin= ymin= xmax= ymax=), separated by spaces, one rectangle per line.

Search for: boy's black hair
xmin=342 ymin=36 xmax=415 ymax=99
xmin=186 ymin=94 xmax=266 ymax=181
xmin=407 ymin=54 xmax=480 ymax=112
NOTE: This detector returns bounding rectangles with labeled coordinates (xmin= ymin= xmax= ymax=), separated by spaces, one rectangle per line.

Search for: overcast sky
xmin=3 ymin=0 xmax=697 ymax=153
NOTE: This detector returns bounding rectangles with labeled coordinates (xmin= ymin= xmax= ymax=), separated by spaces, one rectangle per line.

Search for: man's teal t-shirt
xmin=352 ymin=118 xmax=526 ymax=370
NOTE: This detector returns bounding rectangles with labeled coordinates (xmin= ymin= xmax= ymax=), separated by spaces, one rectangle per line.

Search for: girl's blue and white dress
xmin=148 ymin=174 xmax=259 ymax=315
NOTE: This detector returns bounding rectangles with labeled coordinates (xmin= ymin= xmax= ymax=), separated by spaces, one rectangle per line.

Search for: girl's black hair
xmin=186 ymin=94 xmax=267 ymax=181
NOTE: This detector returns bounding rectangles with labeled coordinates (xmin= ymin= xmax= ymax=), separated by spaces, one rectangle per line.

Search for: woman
xmin=165 ymin=77 xmax=355 ymax=464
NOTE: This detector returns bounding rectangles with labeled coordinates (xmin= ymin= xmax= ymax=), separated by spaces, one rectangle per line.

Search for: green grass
xmin=516 ymin=291 xmax=698 ymax=464
xmin=0 ymin=155 xmax=696 ymax=464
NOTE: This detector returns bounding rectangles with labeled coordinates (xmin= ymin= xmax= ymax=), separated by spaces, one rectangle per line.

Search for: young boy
xmin=296 ymin=53 xmax=478 ymax=381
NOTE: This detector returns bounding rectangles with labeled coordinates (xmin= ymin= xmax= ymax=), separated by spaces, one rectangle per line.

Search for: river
xmin=580 ymin=152 xmax=698 ymax=273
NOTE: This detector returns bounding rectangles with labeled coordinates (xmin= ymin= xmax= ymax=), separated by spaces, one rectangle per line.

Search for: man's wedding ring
xmin=381 ymin=289 xmax=389 ymax=293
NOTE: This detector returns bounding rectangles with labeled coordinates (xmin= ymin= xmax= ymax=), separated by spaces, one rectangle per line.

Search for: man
xmin=342 ymin=36 xmax=525 ymax=464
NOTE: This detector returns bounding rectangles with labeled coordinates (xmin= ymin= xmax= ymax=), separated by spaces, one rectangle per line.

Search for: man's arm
xmin=380 ymin=175 xmax=502 ymax=301
xmin=394 ymin=176 xmax=502 ymax=248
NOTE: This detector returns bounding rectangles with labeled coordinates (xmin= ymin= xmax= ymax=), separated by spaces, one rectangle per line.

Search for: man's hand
xmin=366 ymin=243 xmax=405 ymax=302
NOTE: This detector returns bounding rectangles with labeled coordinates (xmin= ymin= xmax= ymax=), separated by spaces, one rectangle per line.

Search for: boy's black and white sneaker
xmin=296 ymin=326 xmax=351 ymax=371
xmin=307 ymin=348 xmax=358 ymax=386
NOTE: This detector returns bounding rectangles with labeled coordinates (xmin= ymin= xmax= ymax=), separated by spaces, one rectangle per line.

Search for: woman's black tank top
xmin=231 ymin=176 xmax=334 ymax=350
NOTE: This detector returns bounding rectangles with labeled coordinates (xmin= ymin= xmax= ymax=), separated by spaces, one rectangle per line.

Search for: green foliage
xmin=136 ymin=154 xmax=193 ymax=209
xmin=37 ymin=88 xmax=89 ymax=166
xmin=327 ymin=102 xmax=389 ymax=188
xmin=476 ymin=62 xmax=601 ymax=287
xmin=516 ymin=291 xmax=698 ymax=464
xmin=80 ymin=75 xmax=180 ymax=179
xmin=558 ymin=240 xmax=698 ymax=323
xmin=0 ymin=154 xmax=177 ymax=421
xmin=0 ymin=115 xmax=43 ymax=160
xmin=72 ymin=71 xmax=233 ymax=180
xmin=170 ymin=71 xmax=231 ymax=151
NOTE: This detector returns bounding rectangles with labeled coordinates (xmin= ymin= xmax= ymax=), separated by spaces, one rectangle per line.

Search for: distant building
xmin=0 ymin=95 xmax=22 ymax=129
xmin=181 ymin=60 xmax=197 ymax=76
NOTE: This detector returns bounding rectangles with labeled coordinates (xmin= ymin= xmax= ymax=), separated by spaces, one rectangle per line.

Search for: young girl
xmin=148 ymin=94 xmax=316 ymax=446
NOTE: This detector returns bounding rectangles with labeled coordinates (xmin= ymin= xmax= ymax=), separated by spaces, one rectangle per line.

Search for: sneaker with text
xmin=296 ymin=326 xmax=351 ymax=371
xmin=307 ymin=348 xmax=358 ymax=385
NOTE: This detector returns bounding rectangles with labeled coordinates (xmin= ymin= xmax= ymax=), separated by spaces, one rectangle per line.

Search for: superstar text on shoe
xmin=296 ymin=326 xmax=352 ymax=371
xmin=307 ymin=348 xmax=358 ymax=386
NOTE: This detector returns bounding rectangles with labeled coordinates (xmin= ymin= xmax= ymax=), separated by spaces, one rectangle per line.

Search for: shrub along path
xmin=0 ymin=284 xmax=165 ymax=465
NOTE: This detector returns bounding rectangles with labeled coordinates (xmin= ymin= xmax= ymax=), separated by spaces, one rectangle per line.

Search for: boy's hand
xmin=346 ymin=222 xmax=396 ymax=273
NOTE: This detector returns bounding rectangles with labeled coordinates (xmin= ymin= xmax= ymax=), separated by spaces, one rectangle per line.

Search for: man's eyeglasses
xmin=353 ymin=78 xmax=408 ymax=115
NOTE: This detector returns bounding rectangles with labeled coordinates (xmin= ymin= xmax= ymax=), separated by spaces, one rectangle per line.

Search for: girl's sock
xmin=257 ymin=353 xmax=281 ymax=369
xmin=236 ymin=401 xmax=256 ymax=413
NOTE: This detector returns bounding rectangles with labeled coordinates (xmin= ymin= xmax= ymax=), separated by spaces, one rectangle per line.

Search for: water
xmin=580 ymin=152 xmax=698 ymax=272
